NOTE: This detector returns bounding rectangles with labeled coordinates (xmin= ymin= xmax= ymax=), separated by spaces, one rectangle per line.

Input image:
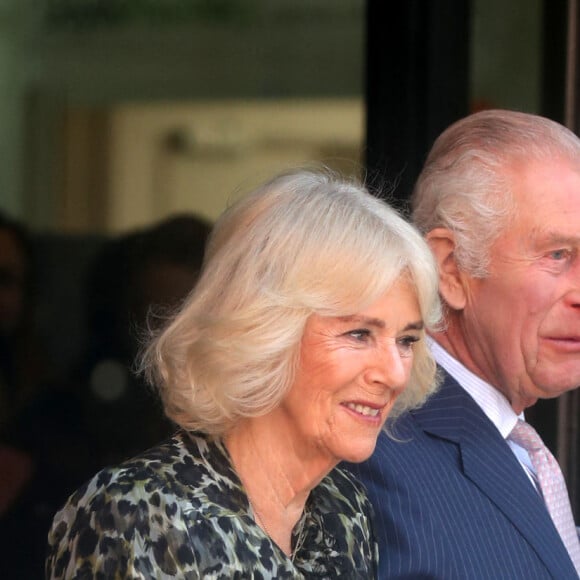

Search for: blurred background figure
xmin=0 ymin=211 xmax=41 ymax=430
xmin=0 ymin=211 xmax=211 ymax=578
xmin=0 ymin=211 xmax=44 ymax=518
xmin=0 ymin=211 xmax=57 ymax=579
xmin=0 ymin=210 xmax=36 ymax=525
xmin=79 ymin=213 xmax=212 ymax=467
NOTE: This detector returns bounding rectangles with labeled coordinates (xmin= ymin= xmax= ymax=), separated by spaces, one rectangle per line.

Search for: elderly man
xmin=346 ymin=109 xmax=580 ymax=579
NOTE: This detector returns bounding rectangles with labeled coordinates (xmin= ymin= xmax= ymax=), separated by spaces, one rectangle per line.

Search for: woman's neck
xmin=224 ymin=415 xmax=334 ymax=556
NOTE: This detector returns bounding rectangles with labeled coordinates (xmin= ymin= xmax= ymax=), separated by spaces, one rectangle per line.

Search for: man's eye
xmin=549 ymin=249 xmax=571 ymax=260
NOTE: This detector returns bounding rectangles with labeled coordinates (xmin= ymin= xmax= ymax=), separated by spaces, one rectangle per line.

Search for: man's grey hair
xmin=412 ymin=109 xmax=580 ymax=277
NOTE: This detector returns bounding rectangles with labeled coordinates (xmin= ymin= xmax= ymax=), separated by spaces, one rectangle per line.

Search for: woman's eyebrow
xmin=337 ymin=315 xmax=424 ymax=331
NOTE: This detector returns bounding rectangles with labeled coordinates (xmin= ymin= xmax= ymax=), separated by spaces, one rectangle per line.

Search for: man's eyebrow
xmin=337 ymin=315 xmax=424 ymax=331
xmin=531 ymin=229 xmax=580 ymax=247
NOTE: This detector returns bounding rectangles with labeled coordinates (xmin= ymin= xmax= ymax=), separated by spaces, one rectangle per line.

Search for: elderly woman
xmin=46 ymin=169 xmax=440 ymax=578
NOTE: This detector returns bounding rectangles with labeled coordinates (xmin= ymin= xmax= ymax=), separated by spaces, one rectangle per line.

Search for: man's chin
xmin=530 ymin=378 xmax=580 ymax=401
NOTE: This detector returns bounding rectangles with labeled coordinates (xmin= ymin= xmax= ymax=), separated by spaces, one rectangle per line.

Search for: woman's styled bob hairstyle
xmin=140 ymin=168 xmax=441 ymax=435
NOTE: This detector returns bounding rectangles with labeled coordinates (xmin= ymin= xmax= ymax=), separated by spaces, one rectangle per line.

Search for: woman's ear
xmin=425 ymin=228 xmax=467 ymax=310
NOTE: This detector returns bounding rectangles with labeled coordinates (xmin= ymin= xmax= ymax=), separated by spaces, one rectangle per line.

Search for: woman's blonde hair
xmin=140 ymin=168 xmax=441 ymax=435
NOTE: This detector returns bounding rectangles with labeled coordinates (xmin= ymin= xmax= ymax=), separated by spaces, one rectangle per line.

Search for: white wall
xmin=105 ymin=98 xmax=363 ymax=232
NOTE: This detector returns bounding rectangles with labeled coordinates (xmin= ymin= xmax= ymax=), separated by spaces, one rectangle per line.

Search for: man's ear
xmin=426 ymin=228 xmax=468 ymax=310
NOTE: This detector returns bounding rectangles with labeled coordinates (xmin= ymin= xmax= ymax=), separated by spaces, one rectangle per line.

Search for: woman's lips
xmin=342 ymin=400 xmax=389 ymax=421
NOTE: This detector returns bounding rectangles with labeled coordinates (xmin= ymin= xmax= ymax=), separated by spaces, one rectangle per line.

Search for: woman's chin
xmin=337 ymin=440 xmax=378 ymax=465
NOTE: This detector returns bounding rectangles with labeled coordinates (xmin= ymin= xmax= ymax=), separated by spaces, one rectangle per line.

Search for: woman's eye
xmin=397 ymin=335 xmax=420 ymax=355
xmin=347 ymin=329 xmax=371 ymax=341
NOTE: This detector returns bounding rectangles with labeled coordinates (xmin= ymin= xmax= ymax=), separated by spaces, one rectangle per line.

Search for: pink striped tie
xmin=510 ymin=419 xmax=580 ymax=574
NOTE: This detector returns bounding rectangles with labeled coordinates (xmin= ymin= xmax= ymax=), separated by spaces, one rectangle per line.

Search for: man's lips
xmin=541 ymin=336 xmax=580 ymax=353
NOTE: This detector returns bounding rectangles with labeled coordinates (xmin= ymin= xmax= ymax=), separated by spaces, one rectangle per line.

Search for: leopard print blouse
xmin=46 ymin=431 xmax=378 ymax=579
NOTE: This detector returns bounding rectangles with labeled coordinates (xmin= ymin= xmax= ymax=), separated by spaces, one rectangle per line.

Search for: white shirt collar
xmin=428 ymin=337 xmax=521 ymax=439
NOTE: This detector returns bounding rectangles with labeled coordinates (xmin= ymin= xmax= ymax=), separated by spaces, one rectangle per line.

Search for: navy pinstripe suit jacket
xmin=345 ymin=369 xmax=579 ymax=579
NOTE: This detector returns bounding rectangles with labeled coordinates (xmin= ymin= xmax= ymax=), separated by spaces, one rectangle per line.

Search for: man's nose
xmin=566 ymin=270 xmax=580 ymax=308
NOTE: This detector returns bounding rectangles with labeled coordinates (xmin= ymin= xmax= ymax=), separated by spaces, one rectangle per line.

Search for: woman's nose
xmin=364 ymin=344 xmax=410 ymax=392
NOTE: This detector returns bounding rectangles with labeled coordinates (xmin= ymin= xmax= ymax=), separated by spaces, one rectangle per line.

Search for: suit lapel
xmin=411 ymin=370 xmax=576 ymax=577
